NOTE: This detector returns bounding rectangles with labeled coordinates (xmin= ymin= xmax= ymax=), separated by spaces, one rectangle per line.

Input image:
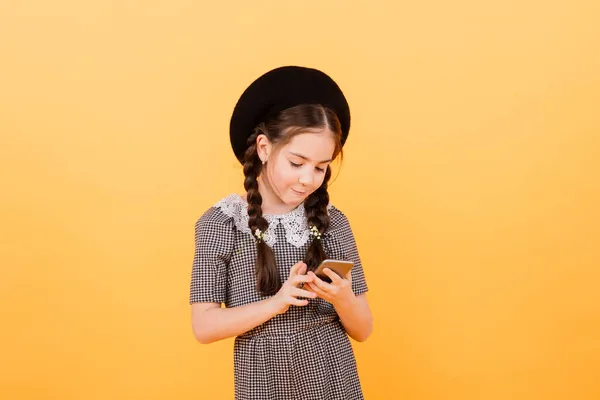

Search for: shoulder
xmin=327 ymin=204 xmax=353 ymax=232
xmin=195 ymin=193 xmax=243 ymax=233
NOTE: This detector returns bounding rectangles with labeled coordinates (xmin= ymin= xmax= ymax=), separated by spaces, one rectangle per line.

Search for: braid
xmin=243 ymin=128 xmax=281 ymax=296
xmin=304 ymin=166 xmax=332 ymax=272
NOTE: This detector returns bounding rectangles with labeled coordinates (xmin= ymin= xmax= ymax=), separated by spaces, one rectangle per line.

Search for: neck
xmin=256 ymin=174 xmax=299 ymax=215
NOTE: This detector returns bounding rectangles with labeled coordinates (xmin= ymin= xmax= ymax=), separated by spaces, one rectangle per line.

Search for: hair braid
xmin=243 ymin=128 xmax=281 ymax=296
xmin=304 ymin=166 xmax=332 ymax=272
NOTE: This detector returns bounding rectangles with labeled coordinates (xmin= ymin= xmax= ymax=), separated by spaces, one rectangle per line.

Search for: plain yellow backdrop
xmin=1 ymin=1 xmax=599 ymax=399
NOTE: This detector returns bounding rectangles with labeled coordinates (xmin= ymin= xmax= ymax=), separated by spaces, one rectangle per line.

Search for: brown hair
xmin=243 ymin=104 xmax=343 ymax=296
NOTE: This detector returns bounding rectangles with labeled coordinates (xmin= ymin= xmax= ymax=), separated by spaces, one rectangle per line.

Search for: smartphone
xmin=313 ymin=259 xmax=354 ymax=283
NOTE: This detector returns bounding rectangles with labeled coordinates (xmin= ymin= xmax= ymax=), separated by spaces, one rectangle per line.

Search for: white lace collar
xmin=214 ymin=194 xmax=332 ymax=248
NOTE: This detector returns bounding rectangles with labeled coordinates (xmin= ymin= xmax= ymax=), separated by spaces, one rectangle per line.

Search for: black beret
xmin=229 ymin=66 xmax=351 ymax=164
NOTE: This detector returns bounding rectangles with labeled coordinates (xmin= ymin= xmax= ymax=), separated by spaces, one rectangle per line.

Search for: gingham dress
xmin=190 ymin=194 xmax=368 ymax=400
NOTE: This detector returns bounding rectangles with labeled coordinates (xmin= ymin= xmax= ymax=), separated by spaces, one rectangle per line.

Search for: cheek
xmin=270 ymin=164 xmax=296 ymax=187
xmin=312 ymin=176 xmax=326 ymax=191
xmin=315 ymin=174 xmax=326 ymax=187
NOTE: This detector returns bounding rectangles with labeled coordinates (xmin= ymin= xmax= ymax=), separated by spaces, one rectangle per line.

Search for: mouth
xmin=291 ymin=188 xmax=306 ymax=195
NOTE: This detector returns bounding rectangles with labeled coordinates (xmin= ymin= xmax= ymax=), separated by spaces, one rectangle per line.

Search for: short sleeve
xmin=189 ymin=207 xmax=236 ymax=304
xmin=328 ymin=207 xmax=369 ymax=296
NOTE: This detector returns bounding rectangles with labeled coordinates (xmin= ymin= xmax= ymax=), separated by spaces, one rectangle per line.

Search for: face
xmin=260 ymin=129 xmax=336 ymax=207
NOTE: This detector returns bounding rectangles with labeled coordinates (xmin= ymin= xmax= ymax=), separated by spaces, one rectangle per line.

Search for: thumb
xmin=298 ymin=263 xmax=307 ymax=275
xmin=290 ymin=261 xmax=306 ymax=277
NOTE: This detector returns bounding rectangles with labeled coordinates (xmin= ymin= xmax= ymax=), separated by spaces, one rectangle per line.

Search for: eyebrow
xmin=289 ymin=152 xmax=332 ymax=164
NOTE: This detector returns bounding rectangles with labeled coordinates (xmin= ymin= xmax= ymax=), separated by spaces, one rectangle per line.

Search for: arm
xmin=333 ymin=293 xmax=373 ymax=342
xmin=325 ymin=209 xmax=373 ymax=342
xmin=191 ymin=300 xmax=278 ymax=344
xmin=306 ymin=269 xmax=374 ymax=342
xmin=191 ymin=262 xmax=316 ymax=344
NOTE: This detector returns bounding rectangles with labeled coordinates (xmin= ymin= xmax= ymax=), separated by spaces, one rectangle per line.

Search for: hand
xmin=269 ymin=262 xmax=316 ymax=315
xmin=306 ymin=268 xmax=354 ymax=307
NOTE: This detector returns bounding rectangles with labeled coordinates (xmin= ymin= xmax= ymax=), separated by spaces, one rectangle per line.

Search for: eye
xmin=290 ymin=161 xmax=302 ymax=168
xmin=315 ymin=167 xmax=326 ymax=173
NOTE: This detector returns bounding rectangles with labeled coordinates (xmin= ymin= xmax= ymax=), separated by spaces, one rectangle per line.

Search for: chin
xmin=283 ymin=197 xmax=304 ymax=207
xmin=282 ymin=190 xmax=310 ymax=205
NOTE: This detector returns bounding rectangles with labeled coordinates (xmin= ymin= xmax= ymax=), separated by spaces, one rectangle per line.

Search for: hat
xmin=229 ymin=66 xmax=351 ymax=164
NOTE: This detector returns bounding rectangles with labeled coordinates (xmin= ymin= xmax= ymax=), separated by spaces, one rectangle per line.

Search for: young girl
xmin=190 ymin=66 xmax=373 ymax=400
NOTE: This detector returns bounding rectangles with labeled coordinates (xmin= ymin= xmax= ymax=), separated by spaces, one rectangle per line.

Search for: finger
xmin=308 ymin=271 xmax=333 ymax=292
xmin=292 ymin=274 xmax=314 ymax=285
xmin=289 ymin=264 xmax=299 ymax=277
xmin=345 ymin=270 xmax=353 ymax=283
xmin=289 ymin=262 xmax=306 ymax=278
xmin=291 ymin=298 xmax=309 ymax=307
xmin=293 ymin=261 xmax=306 ymax=274
xmin=293 ymin=288 xmax=317 ymax=298
xmin=298 ymin=263 xmax=307 ymax=275
xmin=323 ymin=268 xmax=342 ymax=284
xmin=306 ymin=282 xmax=327 ymax=298
xmin=293 ymin=276 xmax=313 ymax=290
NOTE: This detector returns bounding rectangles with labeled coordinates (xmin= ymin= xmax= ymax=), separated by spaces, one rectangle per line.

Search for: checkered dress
xmin=190 ymin=194 xmax=368 ymax=400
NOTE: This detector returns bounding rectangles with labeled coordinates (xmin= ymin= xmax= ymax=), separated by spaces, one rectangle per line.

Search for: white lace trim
xmin=214 ymin=194 xmax=332 ymax=248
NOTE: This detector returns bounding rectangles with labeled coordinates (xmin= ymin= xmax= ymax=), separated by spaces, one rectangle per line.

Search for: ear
xmin=255 ymin=134 xmax=272 ymax=163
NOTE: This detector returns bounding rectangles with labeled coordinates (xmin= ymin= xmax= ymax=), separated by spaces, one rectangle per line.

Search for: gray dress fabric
xmin=190 ymin=194 xmax=369 ymax=400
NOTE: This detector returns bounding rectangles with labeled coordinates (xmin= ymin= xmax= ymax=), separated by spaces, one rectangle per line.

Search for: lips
xmin=292 ymin=188 xmax=306 ymax=195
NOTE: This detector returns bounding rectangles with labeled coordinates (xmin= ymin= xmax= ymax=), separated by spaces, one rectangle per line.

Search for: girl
xmin=190 ymin=66 xmax=373 ymax=400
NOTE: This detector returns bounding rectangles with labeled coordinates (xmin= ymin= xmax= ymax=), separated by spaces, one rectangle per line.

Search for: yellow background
xmin=1 ymin=1 xmax=599 ymax=399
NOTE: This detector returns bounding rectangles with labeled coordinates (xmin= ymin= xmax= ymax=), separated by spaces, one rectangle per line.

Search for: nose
xmin=298 ymin=168 xmax=313 ymax=186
